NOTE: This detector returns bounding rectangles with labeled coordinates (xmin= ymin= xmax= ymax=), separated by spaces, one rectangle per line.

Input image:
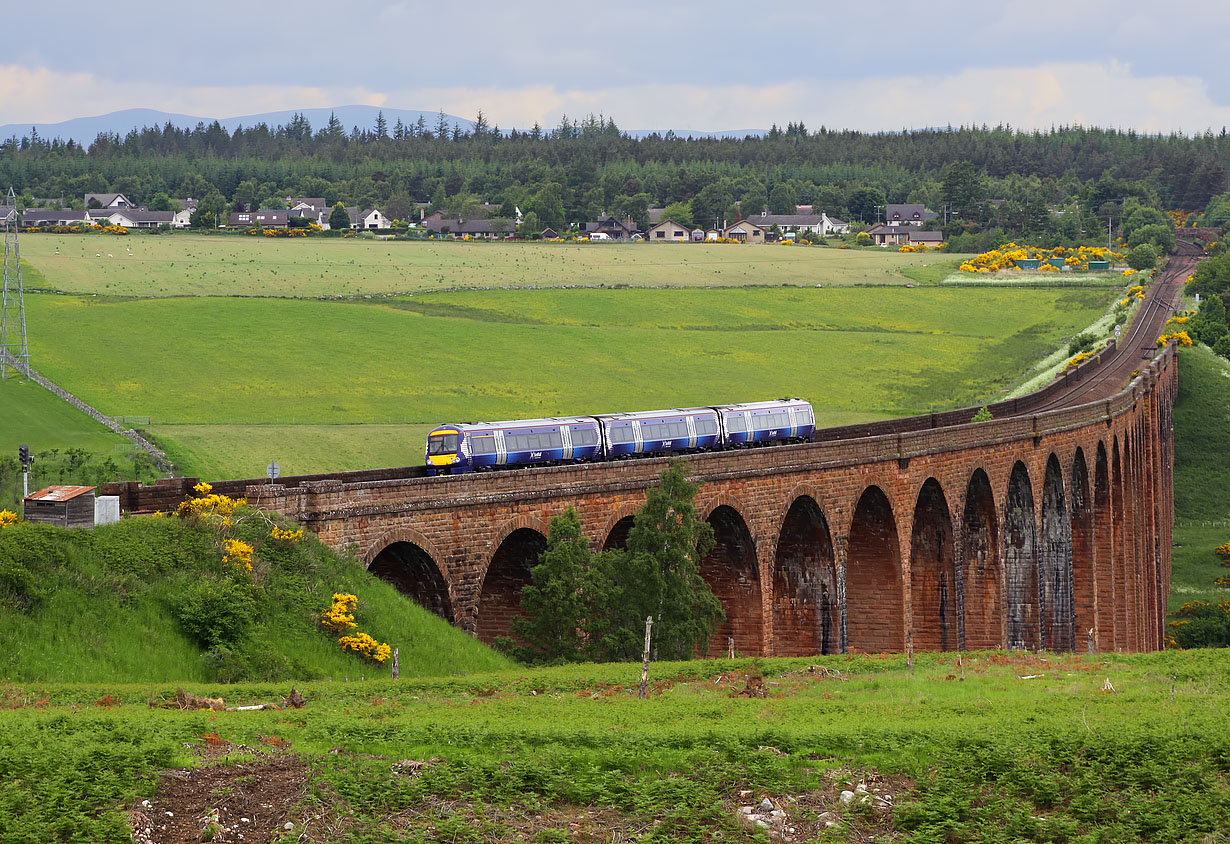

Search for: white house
xmin=753 ymin=211 xmax=849 ymax=236
xmin=356 ymin=208 xmax=391 ymax=230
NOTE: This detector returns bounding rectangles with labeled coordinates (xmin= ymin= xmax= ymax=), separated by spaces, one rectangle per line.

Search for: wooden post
xmin=392 ymin=647 xmax=399 ymax=680
xmin=638 ymin=616 xmax=653 ymax=699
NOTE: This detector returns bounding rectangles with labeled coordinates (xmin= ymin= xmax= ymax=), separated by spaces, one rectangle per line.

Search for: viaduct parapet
xmin=243 ymin=345 xmax=1176 ymax=657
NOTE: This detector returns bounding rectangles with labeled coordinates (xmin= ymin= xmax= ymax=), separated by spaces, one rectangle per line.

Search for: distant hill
xmin=0 ymin=105 xmax=477 ymax=145
xmin=0 ymin=106 xmax=764 ymax=145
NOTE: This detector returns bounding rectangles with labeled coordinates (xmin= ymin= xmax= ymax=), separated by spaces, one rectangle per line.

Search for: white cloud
xmin=3 ymin=60 xmax=1229 ymax=134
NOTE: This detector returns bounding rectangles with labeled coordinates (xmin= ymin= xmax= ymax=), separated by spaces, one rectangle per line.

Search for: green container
xmin=1087 ymin=260 xmax=1110 ymax=271
xmin=1048 ymin=257 xmax=1065 ymax=268
xmin=1016 ymin=259 xmax=1041 ymax=270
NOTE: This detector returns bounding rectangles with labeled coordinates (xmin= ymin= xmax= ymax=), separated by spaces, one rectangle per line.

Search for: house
xmin=285 ymin=197 xmax=328 ymax=213
xmin=584 ymin=215 xmax=638 ymax=239
xmin=866 ymin=224 xmax=910 ymax=246
xmin=908 ymin=230 xmax=944 ymax=247
xmin=753 ymin=211 xmax=849 ymax=236
xmin=229 ymin=210 xmax=290 ymax=228
xmin=420 ymin=214 xmax=512 ymax=238
xmin=646 ymin=220 xmax=694 ymax=241
xmin=173 ymin=207 xmax=194 ymax=228
xmin=722 ymin=219 xmax=765 ymax=243
xmin=84 ymin=193 xmax=133 ymax=209
xmin=867 ymin=225 xmax=942 ymax=247
xmin=540 ymin=227 xmax=558 ymax=239
xmin=356 ymin=208 xmax=391 ymax=230
xmin=88 ymin=208 xmax=175 ymax=228
xmin=20 ymin=209 xmax=89 ymax=226
xmin=885 ymin=204 xmax=937 ymax=226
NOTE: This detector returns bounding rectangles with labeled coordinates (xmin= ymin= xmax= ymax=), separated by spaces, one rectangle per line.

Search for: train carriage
xmin=426 ymin=417 xmax=602 ymax=475
xmin=713 ymin=400 xmax=815 ymax=445
xmin=594 ymin=407 xmax=722 ymax=458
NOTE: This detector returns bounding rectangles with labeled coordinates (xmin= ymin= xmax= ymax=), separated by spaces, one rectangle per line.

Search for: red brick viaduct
xmin=199 ymin=343 xmax=1174 ymax=657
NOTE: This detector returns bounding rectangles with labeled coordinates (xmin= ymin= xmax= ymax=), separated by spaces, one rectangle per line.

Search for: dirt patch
xmin=128 ymin=747 xmax=307 ymax=844
xmin=731 ymin=767 xmax=913 ymax=842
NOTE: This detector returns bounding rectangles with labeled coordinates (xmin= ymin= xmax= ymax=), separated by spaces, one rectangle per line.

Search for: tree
xmin=1125 ymin=243 xmax=1158 ymax=270
xmin=189 ymin=190 xmax=227 ymax=228
xmin=505 ymin=509 xmax=590 ymax=663
xmin=768 ymin=182 xmax=798 ymax=215
xmin=1190 ymin=291 xmax=1228 ymax=346
xmin=528 ymin=183 xmax=566 ymax=230
xmin=329 ymin=202 xmax=351 ymax=231
xmin=505 ymin=462 xmax=723 ymax=664
xmin=660 ymin=201 xmax=693 ymax=227
xmin=738 ymin=184 xmax=767 ymax=219
xmin=690 ymin=183 xmax=733 ymax=229
xmin=516 ymin=210 xmax=541 ymax=238
xmin=147 ymin=193 xmax=173 ymax=212
xmin=1127 ymin=223 xmax=1176 ymax=254
xmin=847 ymin=187 xmax=884 ymax=224
xmin=373 ymin=111 xmax=388 ymax=140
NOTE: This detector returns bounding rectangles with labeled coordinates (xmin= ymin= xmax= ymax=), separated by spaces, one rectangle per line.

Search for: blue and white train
xmin=425 ymin=399 xmax=815 ymax=475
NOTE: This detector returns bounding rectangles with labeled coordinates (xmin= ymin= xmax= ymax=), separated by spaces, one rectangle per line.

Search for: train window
xmin=609 ymin=425 xmax=632 ymax=444
xmin=726 ymin=414 xmax=745 ymax=433
xmin=671 ymin=422 xmax=688 ymax=438
xmin=546 ymin=431 xmax=563 ymax=449
xmin=572 ymin=427 xmax=597 ymax=446
xmin=796 ymin=408 xmax=813 ymax=426
xmin=696 ymin=417 xmax=717 ymax=436
xmin=428 ymin=434 xmax=459 ymax=454
xmin=470 ymin=436 xmax=496 ymax=455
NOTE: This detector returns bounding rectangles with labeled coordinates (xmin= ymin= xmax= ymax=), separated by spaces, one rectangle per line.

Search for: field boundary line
xmin=1 ymin=349 xmax=173 ymax=476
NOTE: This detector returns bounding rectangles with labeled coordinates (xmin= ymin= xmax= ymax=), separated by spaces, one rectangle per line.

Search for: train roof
xmin=593 ymin=407 xmax=718 ymax=422
xmin=713 ymin=399 xmax=812 ymax=412
xmin=430 ymin=417 xmax=598 ymax=433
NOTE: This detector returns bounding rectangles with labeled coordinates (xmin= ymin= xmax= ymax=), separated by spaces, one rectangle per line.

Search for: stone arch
xmin=701 ymin=504 xmax=763 ymax=657
xmin=1093 ymin=441 xmax=1115 ymax=650
xmin=1070 ymin=447 xmax=1095 ymax=650
xmin=962 ymin=468 xmax=1000 ymax=649
xmin=601 ymin=512 xmax=638 ymax=551
xmin=477 ymin=520 xmax=549 ymax=644
xmin=365 ymin=527 xmax=453 ymax=623
xmin=846 ymin=485 xmax=903 ymax=653
xmin=1040 ymin=454 xmax=1075 ymax=651
xmin=1003 ymin=460 xmax=1039 ymax=650
xmin=1116 ymin=435 xmax=1136 ymax=649
xmin=772 ymin=495 xmax=838 ymax=656
xmin=910 ymin=478 xmax=957 ymax=651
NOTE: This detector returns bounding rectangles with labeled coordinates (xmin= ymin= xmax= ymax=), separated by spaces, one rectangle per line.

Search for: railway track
xmin=1025 ymin=242 xmax=1199 ymax=413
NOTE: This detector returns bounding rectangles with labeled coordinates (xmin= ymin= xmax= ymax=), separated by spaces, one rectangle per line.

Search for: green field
xmin=19 ymin=233 xmax=963 ymax=297
xmin=21 ymin=285 xmax=1117 ymax=477
xmin=2 ymin=651 xmax=1228 ymax=843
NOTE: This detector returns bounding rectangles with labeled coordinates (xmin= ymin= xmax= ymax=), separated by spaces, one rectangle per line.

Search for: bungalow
xmin=867 ymin=224 xmax=943 ymax=247
xmin=646 ymin=220 xmax=694 ymax=242
xmin=584 ymin=215 xmax=638 ymax=239
xmin=885 ymin=204 xmax=937 ymax=226
xmin=420 ymin=214 xmax=513 ymax=238
xmin=84 ymin=193 xmax=134 ymax=209
xmin=753 ymin=211 xmax=849 ymax=236
xmin=229 ymin=210 xmax=290 ymax=228
xmin=355 ymin=208 xmax=391 ymax=230
xmin=540 ymin=227 xmax=559 ymax=239
xmin=88 ymin=208 xmax=175 ymax=228
xmin=722 ymin=219 xmax=765 ymax=243
xmin=20 ymin=209 xmax=90 ymax=226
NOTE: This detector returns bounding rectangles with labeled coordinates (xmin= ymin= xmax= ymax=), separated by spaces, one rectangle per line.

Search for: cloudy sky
xmin=4 ymin=0 xmax=1229 ymax=133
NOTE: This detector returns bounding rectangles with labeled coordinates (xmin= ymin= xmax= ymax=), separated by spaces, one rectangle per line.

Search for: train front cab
xmin=426 ymin=426 xmax=469 ymax=475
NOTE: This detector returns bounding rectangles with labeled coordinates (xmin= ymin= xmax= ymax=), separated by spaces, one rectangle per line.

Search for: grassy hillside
xmin=19 ymin=233 xmax=963 ymax=297
xmin=22 ymin=286 xmax=1116 ymax=477
xmin=0 ymin=378 xmax=162 ymax=510
xmin=1 ymin=650 xmax=1227 ymax=843
xmin=1170 ymin=345 xmax=1230 ymax=613
xmin=0 ymin=511 xmax=511 ymax=684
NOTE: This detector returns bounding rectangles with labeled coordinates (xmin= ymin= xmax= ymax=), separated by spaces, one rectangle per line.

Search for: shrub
xmin=1215 ymin=334 xmax=1230 ymax=360
xmin=1125 ymin=243 xmax=1158 ymax=270
xmin=971 ymin=406 xmax=993 ymax=423
xmin=855 ymin=231 xmax=872 ymax=246
xmin=1068 ymin=333 xmax=1096 ymax=356
xmin=174 ymin=577 xmax=255 ymax=649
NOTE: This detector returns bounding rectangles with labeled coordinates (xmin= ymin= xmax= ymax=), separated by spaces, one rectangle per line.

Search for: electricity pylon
xmin=1 ymin=186 xmax=30 ymax=380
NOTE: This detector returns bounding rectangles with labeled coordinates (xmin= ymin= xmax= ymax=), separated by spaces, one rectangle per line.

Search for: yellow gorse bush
xmin=1215 ymin=541 xmax=1230 ymax=561
xmin=0 ymin=510 xmax=21 ymax=529
xmin=338 ymin=632 xmax=392 ymax=663
xmin=1157 ymin=331 xmax=1193 ymax=348
xmin=959 ymin=243 xmax=1123 ymax=273
xmin=1065 ymin=351 xmax=1096 ymax=371
xmin=269 ymin=526 xmax=305 ymax=542
xmin=321 ymin=593 xmax=358 ymax=634
xmin=322 ymin=594 xmax=391 ymax=662
xmin=222 ymin=538 xmax=254 ymax=574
